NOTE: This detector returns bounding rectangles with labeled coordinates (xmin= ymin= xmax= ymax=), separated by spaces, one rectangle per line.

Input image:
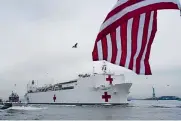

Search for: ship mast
xmin=13 ymin=84 xmax=17 ymax=94
xmin=102 ymin=61 xmax=107 ymax=74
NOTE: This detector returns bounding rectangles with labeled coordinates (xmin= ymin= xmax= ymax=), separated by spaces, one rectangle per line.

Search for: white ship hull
xmin=25 ymin=74 xmax=132 ymax=105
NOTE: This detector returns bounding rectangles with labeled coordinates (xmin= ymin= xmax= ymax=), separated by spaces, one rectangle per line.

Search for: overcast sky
xmin=0 ymin=0 xmax=181 ymax=99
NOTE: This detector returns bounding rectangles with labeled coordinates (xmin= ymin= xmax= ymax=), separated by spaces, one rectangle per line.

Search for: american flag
xmin=92 ymin=0 xmax=181 ymax=75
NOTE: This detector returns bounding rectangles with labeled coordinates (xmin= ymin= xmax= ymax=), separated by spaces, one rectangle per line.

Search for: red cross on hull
xmin=102 ymin=92 xmax=111 ymax=102
xmin=106 ymin=75 xmax=113 ymax=85
xmin=53 ymin=94 xmax=56 ymax=102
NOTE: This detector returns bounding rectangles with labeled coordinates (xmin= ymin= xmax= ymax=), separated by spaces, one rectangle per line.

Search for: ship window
xmin=62 ymin=86 xmax=74 ymax=90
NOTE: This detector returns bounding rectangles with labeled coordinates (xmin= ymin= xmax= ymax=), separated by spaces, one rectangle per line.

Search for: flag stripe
xmin=96 ymin=2 xmax=179 ymax=43
xmin=106 ymin=34 xmax=112 ymax=62
xmin=133 ymin=13 xmax=146 ymax=73
xmin=120 ymin=21 xmax=127 ymax=66
xmin=136 ymin=11 xmax=152 ymax=74
xmin=110 ymin=30 xmax=117 ymax=63
xmin=128 ymin=14 xmax=140 ymax=70
xmin=102 ymin=37 xmax=108 ymax=60
xmin=104 ymin=0 xmax=143 ymax=22
xmin=115 ymin=26 xmax=122 ymax=65
xmin=145 ymin=11 xmax=158 ymax=75
xmin=101 ymin=1 xmax=179 ymax=31
xmin=105 ymin=0 xmax=179 ymax=22
xmin=92 ymin=0 xmax=180 ymax=75
xmin=125 ymin=18 xmax=133 ymax=68
xmin=140 ymin=11 xmax=155 ymax=74
xmin=97 ymin=40 xmax=103 ymax=60
xmin=92 ymin=44 xmax=98 ymax=61
xmin=112 ymin=0 xmax=129 ymax=10
xmin=94 ymin=11 xmax=157 ymax=75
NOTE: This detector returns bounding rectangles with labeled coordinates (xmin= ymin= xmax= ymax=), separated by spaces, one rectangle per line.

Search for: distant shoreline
xmin=129 ymin=96 xmax=181 ymax=101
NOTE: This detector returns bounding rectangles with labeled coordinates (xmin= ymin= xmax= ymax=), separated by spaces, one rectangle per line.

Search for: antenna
xmin=27 ymin=84 xmax=28 ymax=93
xmin=13 ymin=84 xmax=17 ymax=94
xmin=93 ymin=66 xmax=95 ymax=74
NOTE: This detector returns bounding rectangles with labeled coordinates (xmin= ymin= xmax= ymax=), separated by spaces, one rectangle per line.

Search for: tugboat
xmin=1 ymin=91 xmax=26 ymax=109
xmin=1 ymin=102 xmax=12 ymax=109
xmin=0 ymin=98 xmax=2 ymax=105
xmin=8 ymin=91 xmax=21 ymax=106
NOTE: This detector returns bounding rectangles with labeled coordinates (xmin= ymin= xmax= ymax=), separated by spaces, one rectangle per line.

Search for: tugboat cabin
xmin=9 ymin=92 xmax=19 ymax=102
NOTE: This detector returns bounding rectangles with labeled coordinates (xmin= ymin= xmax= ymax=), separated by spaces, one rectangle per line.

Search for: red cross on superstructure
xmin=53 ymin=94 xmax=56 ymax=102
xmin=102 ymin=92 xmax=111 ymax=102
xmin=106 ymin=75 xmax=113 ymax=84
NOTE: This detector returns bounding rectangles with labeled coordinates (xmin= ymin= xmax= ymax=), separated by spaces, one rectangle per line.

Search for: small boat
xmin=0 ymin=98 xmax=2 ymax=105
xmin=0 ymin=92 xmax=27 ymax=109
xmin=0 ymin=102 xmax=12 ymax=109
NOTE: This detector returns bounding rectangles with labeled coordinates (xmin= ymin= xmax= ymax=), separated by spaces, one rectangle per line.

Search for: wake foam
xmin=8 ymin=106 xmax=47 ymax=110
xmin=150 ymin=105 xmax=171 ymax=108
